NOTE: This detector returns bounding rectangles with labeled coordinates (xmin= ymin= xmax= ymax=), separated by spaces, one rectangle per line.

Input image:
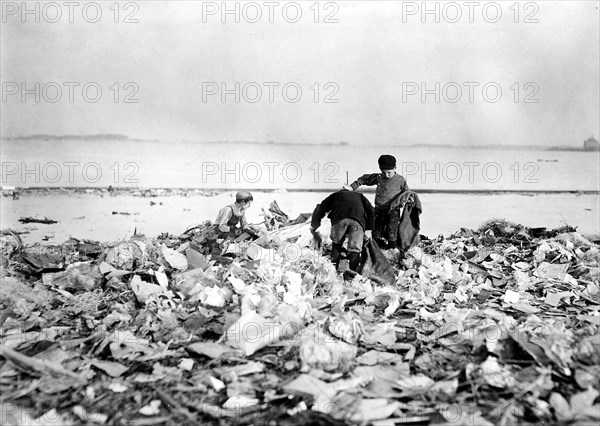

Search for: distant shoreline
xmin=2 ymin=135 xmax=597 ymax=151
xmin=2 ymin=187 xmax=599 ymax=196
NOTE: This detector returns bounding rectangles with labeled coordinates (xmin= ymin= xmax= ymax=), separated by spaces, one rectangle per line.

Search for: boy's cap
xmin=236 ymin=191 xmax=253 ymax=202
xmin=378 ymin=155 xmax=396 ymax=169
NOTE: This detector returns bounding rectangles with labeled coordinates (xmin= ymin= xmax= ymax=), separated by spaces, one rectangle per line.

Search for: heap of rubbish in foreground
xmin=1 ymin=209 xmax=599 ymax=425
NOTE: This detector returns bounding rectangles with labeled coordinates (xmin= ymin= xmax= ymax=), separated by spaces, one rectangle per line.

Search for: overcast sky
xmin=1 ymin=1 xmax=599 ymax=146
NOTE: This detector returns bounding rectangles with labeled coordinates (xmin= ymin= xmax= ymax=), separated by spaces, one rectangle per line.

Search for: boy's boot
xmin=374 ymin=238 xmax=387 ymax=249
xmin=348 ymin=251 xmax=361 ymax=272
xmin=331 ymin=243 xmax=343 ymax=269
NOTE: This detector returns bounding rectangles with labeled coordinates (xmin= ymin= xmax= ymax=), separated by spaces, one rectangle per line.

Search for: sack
xmin=397 ymin=202 xmax=421 ymax=251
xmin=357 ymin=239 xmax=395 ymax=285
xmin=395 ymin=191 xmax=422 ymax=251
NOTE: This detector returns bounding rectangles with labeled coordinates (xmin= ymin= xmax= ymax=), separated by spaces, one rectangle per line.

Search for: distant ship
xmin=549 ymin=135 xmax=600 ymax=151
xmin=583 ymin=136 xmax=599 ymax=151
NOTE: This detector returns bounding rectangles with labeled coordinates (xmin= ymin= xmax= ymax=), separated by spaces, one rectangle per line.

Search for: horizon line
xmin=1 ymin=134 xmax=594 ymax=149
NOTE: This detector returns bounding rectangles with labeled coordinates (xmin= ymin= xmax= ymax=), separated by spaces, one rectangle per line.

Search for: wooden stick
xmin=18 ymin=217 xmax=58 ymax=224
xmin=0 ymin=345 xmax=84 ymax=380
xmin=155 ymin=389 xmax=202 ymax=425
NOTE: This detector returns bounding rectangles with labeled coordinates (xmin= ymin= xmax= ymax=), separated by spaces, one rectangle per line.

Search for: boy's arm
xmin=309 ymin=203 xmax=325 ymax=247
xmin=240 ymin=212 xmax=260 ymax=235
xmin=240 ymin=211 xmax=249 ymax=230
xmin=310 ymin=195 xmax=332 ymax=230
xmin=349 ymin=173 xmax=379 ymax=190
xmin=389 ymin=178 xmax=411 ymax=211
xmin=395 ymin=177 xmax=410 ymax=209
xmin=362 ymin=195 xmax=375 ymax=231
xmin=310 ymin=204 xmax=325 ymax=231
xmin=217 ymin=207 xmax=233 ymax=232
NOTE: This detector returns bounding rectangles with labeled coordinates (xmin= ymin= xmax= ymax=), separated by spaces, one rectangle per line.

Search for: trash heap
xmin=1 ymin=217 xmax=599 ymax=425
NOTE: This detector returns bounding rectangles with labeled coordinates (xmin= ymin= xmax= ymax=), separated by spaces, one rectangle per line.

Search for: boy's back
xmin=351 ymin=173 xmax=408 ymax=209
xmin=312 ymin=190 xmax=374 ymax=231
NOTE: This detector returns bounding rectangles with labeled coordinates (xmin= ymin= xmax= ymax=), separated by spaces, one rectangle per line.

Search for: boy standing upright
xmin=344 ymin=154 xmax=408 ymax=249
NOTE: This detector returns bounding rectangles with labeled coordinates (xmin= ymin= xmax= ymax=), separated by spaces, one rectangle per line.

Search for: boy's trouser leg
xmin=344 ymin=219 xmax=364 ymax=272
xmin=386 ymin=208 xmax=402 ymax=247
xmin=331 ymin=243 xmax=343 ymax=268
xmin=330 ymin=219 xmax=350 ymax=268
xmin=373 ymin=208 xmax=387 ymax=241
xmin=374 ymin=208 xmax=390 ymax=248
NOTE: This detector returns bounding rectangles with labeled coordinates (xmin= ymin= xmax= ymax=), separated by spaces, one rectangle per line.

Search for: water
xmin=3 ymin=192 xmax=599 ymax=243
xmin=1 ymin=139 xmax=599 ymax=191
xmin=2 ymin=139 xmax=598 ymax=241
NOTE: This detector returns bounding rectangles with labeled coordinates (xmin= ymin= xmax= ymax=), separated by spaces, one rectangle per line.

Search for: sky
xmin=1 ymin=0 xmax=599 ymax=146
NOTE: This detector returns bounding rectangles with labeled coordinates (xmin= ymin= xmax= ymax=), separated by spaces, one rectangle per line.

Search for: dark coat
xmin=390 ymin=191 xmax=422 ymax=251
xmin=311 ymin=191 xmax=375 ymax=231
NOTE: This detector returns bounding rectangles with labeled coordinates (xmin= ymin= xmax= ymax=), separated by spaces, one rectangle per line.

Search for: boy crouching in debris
xmin=310 ymin=189 xmax=374 ymax=272
xmin=344 ymin=154 xmax=409 ymax=249
xmin=214 ymin=191 xmax=259 ymax=239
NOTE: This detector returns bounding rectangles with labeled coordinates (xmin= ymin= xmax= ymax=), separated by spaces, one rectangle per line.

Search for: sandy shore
xmin=1 ymin=190 xmax=598 ymax=244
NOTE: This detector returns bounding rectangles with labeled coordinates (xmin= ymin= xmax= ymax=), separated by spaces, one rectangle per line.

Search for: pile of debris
xmin=1 ymin=213 xmax=599 ymax=425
